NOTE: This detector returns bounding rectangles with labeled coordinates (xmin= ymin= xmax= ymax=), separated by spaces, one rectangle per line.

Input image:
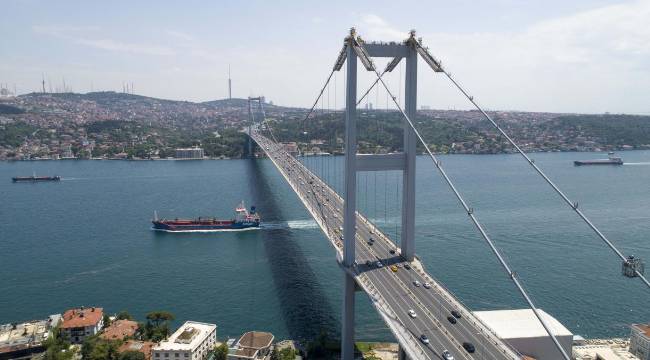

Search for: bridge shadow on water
xmin=246 ymin=159 xmax=339 ymax=341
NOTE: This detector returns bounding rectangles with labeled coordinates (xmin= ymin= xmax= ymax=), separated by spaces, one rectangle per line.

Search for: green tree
xmin=139 ymin=311 xmax=174 ymax=342
xmin=115 ymin=311 xmax=133 ymax=320
xmin=81 ymin=335 xmax=121 ymax=360
xmin=145 ymin=311 xmax=174 ymax=327
xmin=103 ymin=314 xmax=112 ymax=328
xmin=271 ymin=347 xmax=296 ymax=360
xmin=42 ymin=327 xmax=74 ymax=360
xmin=213 ymin=342 xmax=229 ymax=360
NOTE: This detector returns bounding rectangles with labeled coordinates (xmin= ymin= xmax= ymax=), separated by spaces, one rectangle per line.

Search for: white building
xmin=630 ymin=323 xmax=650 ymax=360
xmin=175 ymin=147 xmax=205 ymax=159
xmin=152 ymin=321 xmax=217 ymax=360
xmin=473 ymin=309 xmax=573 ymax=360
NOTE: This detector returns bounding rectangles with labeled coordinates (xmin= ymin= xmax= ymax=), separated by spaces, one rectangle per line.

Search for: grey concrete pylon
xmin=341 ymin=30 xmax=358 ymax=360
xmin=401 ymin=37 xmax=417 ymax=261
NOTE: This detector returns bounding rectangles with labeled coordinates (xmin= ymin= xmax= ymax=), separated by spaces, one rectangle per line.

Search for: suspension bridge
xmin=244 ymin=28 xmax=648 ymax=360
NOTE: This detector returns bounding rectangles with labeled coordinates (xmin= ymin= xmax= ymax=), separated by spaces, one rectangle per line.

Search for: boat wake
xmin=624 ymin=162 xmax=650 ymax=166
xmin=258 ymin=219 xmax=319 ymax=230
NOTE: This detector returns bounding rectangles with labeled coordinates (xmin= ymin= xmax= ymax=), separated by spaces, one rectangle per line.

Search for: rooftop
xmin=236 ymin=331 xmax=274 ymax=350
xmin=61 ymin=307 xmax=103 ymax=329
xmin=473 ymin=309 xmax=572 ymax=339
xmin=100 ymin=319 xmax=138 ymax=340
xmin=0 ymin=315 xmax=61 ymax=353
xmin=632 ymin=323 xmax=650 ymax=338
xmin=153 ymin=321 xmax=216 ymax=351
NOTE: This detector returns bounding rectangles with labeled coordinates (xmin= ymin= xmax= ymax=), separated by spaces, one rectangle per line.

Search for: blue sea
xmin=1 ymin=151 xmax=649 ymax=341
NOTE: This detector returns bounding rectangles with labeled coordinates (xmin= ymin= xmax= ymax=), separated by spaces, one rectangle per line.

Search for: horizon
xmin=14 ymin=90 xmax=650 ymax=116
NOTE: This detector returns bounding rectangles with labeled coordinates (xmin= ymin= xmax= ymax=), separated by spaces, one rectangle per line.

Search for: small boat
xmin=574 ymin=152 xmax=623 ymax=166
xmin=152 ymin=201 xmax=261 ymax=232
xmin=12 ymin=175 xmax=61 ymax=182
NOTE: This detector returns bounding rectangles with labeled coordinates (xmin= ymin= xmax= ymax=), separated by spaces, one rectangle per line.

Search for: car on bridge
xmin=423 ymin=282 xmax=431 ymax=289
xmin=447 ymin=316 xmax=457 ymax=324
xmin=390 ymin=265 xmax=398 ymax=272
xmin=376 ymin=261 xmax=383 ymax=268
xmin=408 ymin=309 xmax=417 ymax=318
xmin=451 ymin=310 xmax=462 ymax=319
xmin=462 ymin=342 xmax=475 ymax=353
xmin=419 ymin=334 xmax=429 ymax=344
xmin=413 ymin=280 xmax=421 ymax=287
xmin=442 ymin=350 xmax=454 ymax=360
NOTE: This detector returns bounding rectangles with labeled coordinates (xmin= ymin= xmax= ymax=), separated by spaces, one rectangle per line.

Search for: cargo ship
xmin=574 ymin=152 xmax=623 ymax=166
xmin=12 ymin=175 xmax=61 ymax=182
xmin=152 ymin=201 xmax=261 ymax=232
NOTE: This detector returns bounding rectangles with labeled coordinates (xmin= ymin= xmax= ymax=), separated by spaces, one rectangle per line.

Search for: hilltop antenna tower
xmin=41 ymin=74 xmax=46 ymax=93
xmin=228 ymin=65 xmax=232 ymax=100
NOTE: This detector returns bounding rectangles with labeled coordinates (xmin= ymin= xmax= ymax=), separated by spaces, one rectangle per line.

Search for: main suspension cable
xmin=369 ymin=61 xmax=572 ymax=360
xmin=440 ymin=70 xmax=650 ymax=289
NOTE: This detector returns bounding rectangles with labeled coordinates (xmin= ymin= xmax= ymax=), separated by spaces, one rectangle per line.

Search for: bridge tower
xmin=339 ymin=28 xmax=418 ymax=360
xmin=247 ymin=96 xmax=266 ymax=158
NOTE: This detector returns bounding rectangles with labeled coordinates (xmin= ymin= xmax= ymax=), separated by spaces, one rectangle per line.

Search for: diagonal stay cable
xmin=365 ymin=56 xmax=573 ymax=360
xmin=440 ymin=70 xmax=650 ymax=289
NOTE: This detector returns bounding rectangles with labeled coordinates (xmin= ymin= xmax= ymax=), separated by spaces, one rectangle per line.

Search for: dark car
xmin=462 ymin=342 xmax=475 ymax=353
xmin=389 ymin=249 xmax=396 ymax=254
xmin=451 ymin=310 xmax=462 ymax=319
xmin=404 ymin=263 xmax=411 ymax=270
xmin=365 ymin=260 xmax=372 ymax=266
xmin=367 ymin=241 xmax=373 ymax=246
xmin=447 ymin=316 xmax=457 ymax=324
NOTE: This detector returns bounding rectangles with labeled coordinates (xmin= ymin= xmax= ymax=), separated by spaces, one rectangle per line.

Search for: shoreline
xmin=2 ymin=148 xmax=649 ymax=162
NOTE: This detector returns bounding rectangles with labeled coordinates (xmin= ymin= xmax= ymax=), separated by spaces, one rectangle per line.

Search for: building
xmin=631 ymin=323 xmax=650 ymax=360
xmin=60 ymin=307 xmax=104 ymax=344
xmin=0 ymin=314 xmax=61 ymax=360
xmin=228 ymin=331 xmax=274 ymax=360
xmin=473 ymin=309 xmax=573 ymax=360
xmin=573 ymin=339 xmax=636 ymax=360
xmin=175 ymin=147 xmax=205 ymax=159
xmin=152 ymin=321 xmax=216 ymax=360
xmin=119 ymin=340 xmax=155 ymax=360
xmin=281 ymin=142 xmax=299 ymax=156
xmin=100 ymin=319 xmax=138 ymax=341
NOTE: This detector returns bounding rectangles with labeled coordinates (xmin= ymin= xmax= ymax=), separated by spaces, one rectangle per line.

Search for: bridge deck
xmin=249 ymin=130 xmax=521 ymax=360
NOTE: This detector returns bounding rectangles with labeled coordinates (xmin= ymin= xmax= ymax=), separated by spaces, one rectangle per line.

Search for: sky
xmin=1 ymin=0 xmax=649 ymax=114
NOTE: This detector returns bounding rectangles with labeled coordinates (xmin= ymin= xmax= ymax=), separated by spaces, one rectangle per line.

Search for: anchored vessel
xmin=12 ymin=175 xmax=61 ymax=182
xmin=574 ymin=152 xmax=623 ymax=166
xmin=152 ymin=202 xmax=260 ymax=232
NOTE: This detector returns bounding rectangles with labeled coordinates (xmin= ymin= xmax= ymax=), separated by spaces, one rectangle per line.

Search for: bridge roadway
xmin=249 ymin=129 xmax=521 ymax=360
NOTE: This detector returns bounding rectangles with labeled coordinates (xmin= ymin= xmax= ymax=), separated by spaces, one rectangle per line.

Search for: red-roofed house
xmin=60 ymin=307 xmax=104 ymax=344
xmin=100 ymin=319 xmax=138 ymax=341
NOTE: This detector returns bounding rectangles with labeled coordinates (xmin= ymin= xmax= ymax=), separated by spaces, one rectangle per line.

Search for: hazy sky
xmin=2 ymin=0 xmax=649 ymax=114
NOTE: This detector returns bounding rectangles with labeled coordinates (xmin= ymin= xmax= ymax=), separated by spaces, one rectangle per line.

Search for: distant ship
xmin=152 ymin=201 xmax=261 ymax=232
xmin=12 ymin=175 xmax=61 ymax=182
xmin=574 ymin=152 xmax=623 ymax=166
